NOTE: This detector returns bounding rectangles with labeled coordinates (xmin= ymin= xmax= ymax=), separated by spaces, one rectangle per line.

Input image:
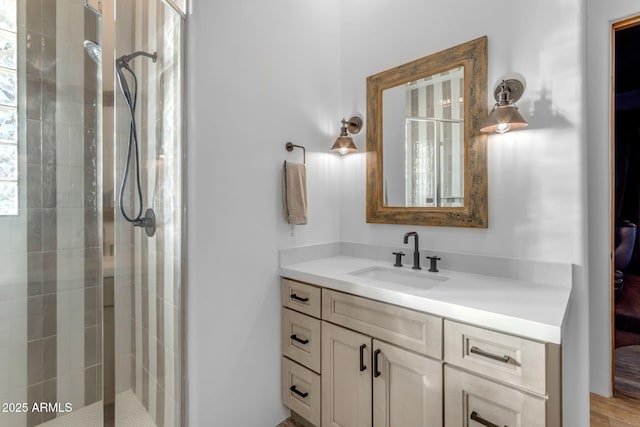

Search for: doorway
xmin=612 ymin=15 xmax=640 ymax=400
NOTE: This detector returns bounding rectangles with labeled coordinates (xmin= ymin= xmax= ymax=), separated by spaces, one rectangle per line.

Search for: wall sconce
xmin=331 ymin=116 xmax=363 ymax=155
xmin=480 ymin=78 xmax=528 ymax=134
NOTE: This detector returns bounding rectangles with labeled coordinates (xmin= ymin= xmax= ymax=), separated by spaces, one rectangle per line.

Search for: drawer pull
xmin=470 ymin=346 xmax=512 ymax=364
xmin=290 ymin=334 xmax=309 ymax=345
xmin=470 ymin=411 xmax=506 ymax=427
xmin=290 ymin=293 xmax=309 ymax=303
xmin=289 ymin=385 xmax=309 ymax=398
xmin=359 ymin=344 xmax=367 ymax=372
xmin=374 ymin=349 xmax=381 ymax=377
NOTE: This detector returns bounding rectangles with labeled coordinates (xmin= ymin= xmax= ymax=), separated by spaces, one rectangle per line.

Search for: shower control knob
xmin=133 ymin=208 xmax=156 ymax=237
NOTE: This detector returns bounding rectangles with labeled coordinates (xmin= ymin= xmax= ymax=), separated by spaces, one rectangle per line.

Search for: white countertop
xmin=280 ymin=255 xmax=571 ymax=344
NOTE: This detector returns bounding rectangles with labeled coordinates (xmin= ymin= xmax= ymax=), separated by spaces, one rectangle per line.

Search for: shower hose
xmin=116 ymin=61 xmax=145 ymax=225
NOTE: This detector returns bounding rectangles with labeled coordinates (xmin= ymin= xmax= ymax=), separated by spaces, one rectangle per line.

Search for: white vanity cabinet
xmin=280 ymin=277 xmax=562 ymax=427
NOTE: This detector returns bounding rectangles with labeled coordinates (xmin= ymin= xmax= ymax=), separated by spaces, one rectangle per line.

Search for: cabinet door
xmin=282 ymin=307 xmax=321 ymax=373
xmin=282 ymin=357 xmax=321 ymax=427
xmin=444 ymin=365 xmax=546 ymax=427
xmin=322 ymin=322 xmax=372 ymax=427
xmin=373 ymin=340 xmax=443 ymax=427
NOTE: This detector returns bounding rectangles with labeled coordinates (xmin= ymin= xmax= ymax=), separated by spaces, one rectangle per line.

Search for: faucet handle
xmin=426 ymin=255 xmax=441 ymax=272
xmin=392 ymin=252 xmax=405 ymax=267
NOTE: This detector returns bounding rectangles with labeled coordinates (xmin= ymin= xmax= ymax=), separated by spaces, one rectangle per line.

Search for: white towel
xmin=282 ymin=161 xmax=307 ymax=225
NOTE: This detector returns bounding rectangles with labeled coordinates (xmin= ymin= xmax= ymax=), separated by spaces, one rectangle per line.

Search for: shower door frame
xmin=178 ymin=7 xmax=188 ymax=427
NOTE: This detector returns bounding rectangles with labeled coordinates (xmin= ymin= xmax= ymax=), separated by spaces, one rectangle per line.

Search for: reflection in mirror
xmin=366 ymin=36 xmax=487 ymax=227
xmin=383 ymin=67 xmax=464 ymax=207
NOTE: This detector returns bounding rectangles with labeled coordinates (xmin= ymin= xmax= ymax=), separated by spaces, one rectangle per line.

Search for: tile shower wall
xmin=114 ymin=1 xmax=183 ymax=426
xmin=1 ymin=1 xmax=102 ymax=426
xmin=25 ymin=0 xmax=59 ymax=423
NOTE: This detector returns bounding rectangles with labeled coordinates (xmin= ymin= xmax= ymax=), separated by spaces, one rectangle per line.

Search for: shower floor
xmin=40 ymin=390 xmax=155 ymax=427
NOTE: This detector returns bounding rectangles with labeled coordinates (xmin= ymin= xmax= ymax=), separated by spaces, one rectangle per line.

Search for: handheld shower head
xmin=83 ymin=0 xmax=102 ymax=16
xmin=83 ymin=40 xmax=102 ymax=64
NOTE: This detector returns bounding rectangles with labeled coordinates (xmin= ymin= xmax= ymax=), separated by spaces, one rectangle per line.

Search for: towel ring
xmin=285 ymin=142 xmax=305 ymax=164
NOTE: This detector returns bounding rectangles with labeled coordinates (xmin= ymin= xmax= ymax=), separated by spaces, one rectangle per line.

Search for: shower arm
xmin=115 ymin=51 xmax=158 ymax=101
xmin=117 ymin=51 xmax=158 ymax=67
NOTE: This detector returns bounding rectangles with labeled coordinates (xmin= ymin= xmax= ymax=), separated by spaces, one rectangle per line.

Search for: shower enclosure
xmin=0 ymin=1 xmax=186 ymax=426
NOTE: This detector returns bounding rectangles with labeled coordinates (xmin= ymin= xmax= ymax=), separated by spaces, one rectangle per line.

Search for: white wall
xmin=338 ymin=0 xmax=588 ymax=425
xmin=587 ymin=0 xmax=640 ymax=397
xmin=187 ymin=1 xmax=342 ymax=425
xmin=339 ymin=0 xmax=585 ymax=262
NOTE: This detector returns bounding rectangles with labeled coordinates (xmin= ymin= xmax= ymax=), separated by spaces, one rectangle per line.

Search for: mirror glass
xmin=366 ymin=36 xmax=487 ymax=227
xmin=382 ymin=66 xmax=464 ymax=207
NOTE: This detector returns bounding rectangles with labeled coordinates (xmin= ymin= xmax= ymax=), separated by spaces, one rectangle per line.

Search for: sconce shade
xmin=480 ymin=78 xmax=528 ymax=134
xmin=331 ymin=116 xmax=362 ymax=155
xmin=331 ymin=135 xmax=358 ymax=155
xmin=480 ymin=104 xmax=528 ymax=134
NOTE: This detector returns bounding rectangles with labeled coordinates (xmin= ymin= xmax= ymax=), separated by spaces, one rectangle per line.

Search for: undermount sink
xmin=349 ymin=266 xmax=449 ymax=290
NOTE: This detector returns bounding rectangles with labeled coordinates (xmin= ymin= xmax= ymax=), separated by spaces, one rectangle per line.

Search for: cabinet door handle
xmin=470 ymin=346 xmax=512 ymax=364
xmin=290 ymin=385 xmax=309 ymax=398
xmin=290 ymin=293 xmax=309 ymax=302
xmin=374 ymin=349 xmax=381 ymax=377
xmin=290 ymin=334 xmax=309 ymax=345
xmin=470 ymin=411 xmax=506 ymax=427
xmin=359 ymin=344 xmax=367 ymax=371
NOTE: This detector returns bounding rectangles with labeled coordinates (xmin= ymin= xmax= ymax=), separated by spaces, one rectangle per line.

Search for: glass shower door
xmin=112 ymin=0 xmax=184 ymax=426
xmin=0 ymin=0 xmax=104 ymax=426
xmin=0 ymin=1 xmax=184 ymax=425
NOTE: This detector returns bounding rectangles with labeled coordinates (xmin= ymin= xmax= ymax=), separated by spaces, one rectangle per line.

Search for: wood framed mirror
xmin=366 ymin=36 xmax=488 ymax=227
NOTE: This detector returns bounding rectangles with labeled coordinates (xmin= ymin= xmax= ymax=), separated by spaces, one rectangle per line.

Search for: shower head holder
xmin=133 ymin=208 xmax=156 ymax=237
xmin=117 ymin=51 xmax=158 ymax=67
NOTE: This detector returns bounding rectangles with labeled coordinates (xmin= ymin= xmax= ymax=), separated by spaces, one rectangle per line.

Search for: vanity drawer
xmin=444 ymin=320 xmax=560 ymax=395
xmin=322 ymin=288 xmax=442 ymax=359
xmin=444 ymin=365 xmax=549 ymax=427
xmin=282 ymin=356 xmax=321 ymax=427
xmin=282 ymin=279 xmax=321 ymax=318
xmin=282 ymin=307 xmax=321 ymax=373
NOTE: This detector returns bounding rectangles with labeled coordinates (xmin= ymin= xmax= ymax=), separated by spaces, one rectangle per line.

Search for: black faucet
xmin=403 ymin=232 xmax=421 ymax=270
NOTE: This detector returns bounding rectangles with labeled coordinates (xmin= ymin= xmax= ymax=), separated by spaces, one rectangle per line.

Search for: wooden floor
xmin=615 ymin=345 xmax=640 ymax=400
xmin=615 ymin=274 xmax=640 ymax=347
xmin=591 ymin=393 xmax=640 ymax=426
xmin=603 ymin=273 xmax=640 ymax=425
